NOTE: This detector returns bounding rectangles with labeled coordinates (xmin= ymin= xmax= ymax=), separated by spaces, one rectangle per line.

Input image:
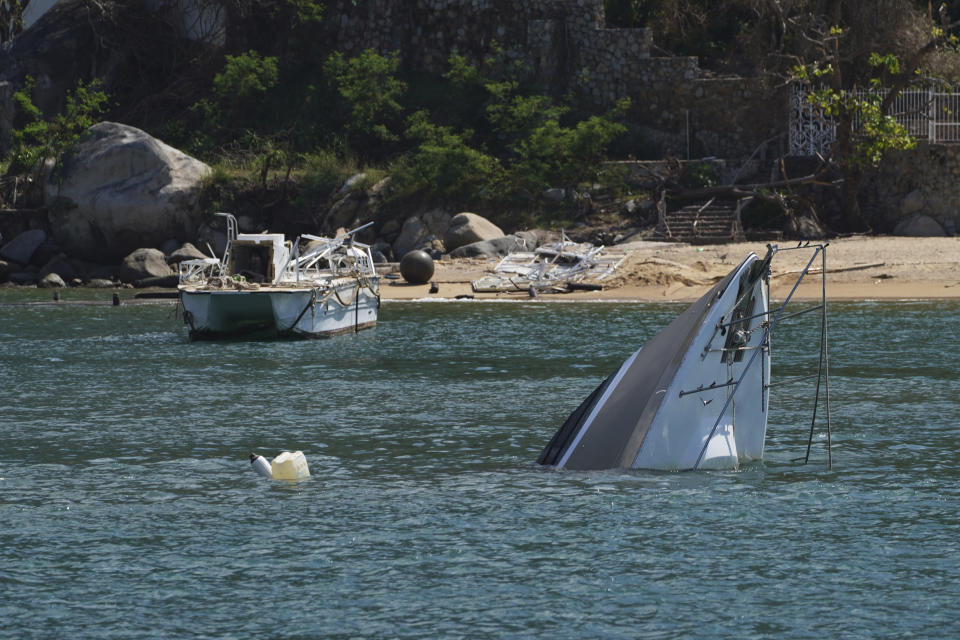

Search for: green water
xmin=2 ymin=292 xmax=959 ymax=638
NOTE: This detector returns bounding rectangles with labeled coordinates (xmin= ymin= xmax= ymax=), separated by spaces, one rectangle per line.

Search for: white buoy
xmin=249 ymin=453 xmax=274 ymax=479
xmin=271 ymin=450 xmax=310 ymax=480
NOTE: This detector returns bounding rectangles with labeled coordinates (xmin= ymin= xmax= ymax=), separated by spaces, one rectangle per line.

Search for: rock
xmin=338 ymin=172 xmax=366 ymax=196
xmin=324 ymin=191 xmax=362 ymax=231
xmin=785 ymin=214 xmax=824 ymax=240
xmin=0 ymin=0 xmax=104 ymax=155
xmin=167 ymin=242 xmax=209 ymax=265
xmin=38 ymin=254 xmax=78 ymax=281
xmin=119 ymin=248 xmax=174 ymax=284
xmin=379 ymin=219 xmax=401 ymax=242
xmin=450 ymin=233 xmax=538 ymax=258
xmin=88 ymin=264 xmax=119 ymax=281
xmin=86 ymin=278 xmax=116 ymax=288
xmin=894 ymin=214 xmax=945 ymax=237
xmin=160 ymin=238 xmax=181 ymax=255
xmin=0 ymin=229 xmax=46 ymax=264
xmin=393 ymin=209 xmax=451 ymax=258
xmin=0 ymin=259 xmax=9 ymax=281
xmin=9 ymin=270 xmax=38 ymax=285
xmin=372 ymin=240 xmax=393 ymax=262
xmin=38 ymin=272 xmax=66 ymax=288
xmin=195 ymin=222 xmax=227 ymax=259
xmin=543 ymin=188 xmax=566 ymax=202
xmin=443 ymin=213 xmax=504 ymax=252
xmin=901 ymin=190 xmax=924 ymax=215
xmin=134 ymin=274 xmax=179 ymax=288
xmin=44 ymin=122 xmax=211 ymax=261
xmin=30 ymin=237 xmax=62 ymax=267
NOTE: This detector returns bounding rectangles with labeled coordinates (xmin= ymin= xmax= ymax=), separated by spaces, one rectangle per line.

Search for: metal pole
xmin=694 ymin=246 xmax=823 ymax=469
xmin=823 ymin=245 xmax=833 ymax=468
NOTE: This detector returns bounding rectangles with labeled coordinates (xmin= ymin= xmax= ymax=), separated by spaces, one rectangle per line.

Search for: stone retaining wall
xmin=321 ymin=0 xmax=784 ymax=159
xmin=863 ymin=142 xmax=960 ymax=235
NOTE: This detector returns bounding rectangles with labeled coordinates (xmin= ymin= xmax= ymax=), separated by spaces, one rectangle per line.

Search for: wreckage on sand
xmin=472 ymin=232 xmax=626 ymax=293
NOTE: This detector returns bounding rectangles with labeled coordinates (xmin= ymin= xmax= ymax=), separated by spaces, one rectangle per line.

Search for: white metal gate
xmin=789 ymin=83 xmax=960 ymax=154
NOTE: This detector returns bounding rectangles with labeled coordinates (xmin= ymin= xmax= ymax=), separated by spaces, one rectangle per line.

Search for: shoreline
xmin=380 ymin=236 xmax=960 ymax=302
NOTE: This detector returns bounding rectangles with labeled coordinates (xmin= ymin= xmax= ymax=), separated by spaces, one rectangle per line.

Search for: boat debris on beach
xmin=471 ymin=232 xmax=626 ymax=293
xmin=178 ymin=213 xmax=380 ymax=340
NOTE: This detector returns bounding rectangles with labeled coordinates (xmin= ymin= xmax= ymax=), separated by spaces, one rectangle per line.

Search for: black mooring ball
xmin=400 ymin=249 xmax=435 ymax=284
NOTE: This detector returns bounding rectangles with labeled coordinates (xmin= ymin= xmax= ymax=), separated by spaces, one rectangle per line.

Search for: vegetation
xmin=0 ymin=0 xmax=28 ymax=44
xmin=6 ymin=0 xmax=960 ymax=234
xmin=7 ymin=76 xmax=110 ymax=180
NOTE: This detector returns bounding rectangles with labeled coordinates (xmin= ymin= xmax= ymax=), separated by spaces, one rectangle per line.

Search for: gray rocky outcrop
xmin=894 ymin=214 xmax=945 ymax=237
xmin=8 ymin=268 xmax=38 ymax=285
xmin=323 ymin=176 xmax=391 ymax=232
xmin=119 ymin=248 xmax=174 ymax=284
xmin=38 ymin=254 xmax=78 ymax=282
xmin=325 ymin=191 xmax=364 ymax=231
xmin=38 ymin=272 xmax=66 ymax=288
xmin=900 ymin=189 xmax=924 ymax=215
xmin=443 ymin=213 xmax=504 ymax=252
xmin=449 ymin=231 xmax=539 ymax=258
xmin=0 ymin=229 xmax=46 ymax=265
xmin=44 ymin=122 xmax=211 ymax=262
xmin=393 ymin=209 xmax=451 ymax=258
xmin=167 ymin=242 xmax=210 ymax=265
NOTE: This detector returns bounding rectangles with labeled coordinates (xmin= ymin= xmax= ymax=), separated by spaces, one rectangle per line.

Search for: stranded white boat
xmin=472 ymin=232 xmax=626 ymax=293
xmin=178 ymin=213 xmax=380 ymax=340
xmin=538 ymin=244 xmax=831 ymax=471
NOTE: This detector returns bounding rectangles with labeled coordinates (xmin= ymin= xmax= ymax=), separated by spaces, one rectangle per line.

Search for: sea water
xmin=2 ymin=291 xmax=959 ymax=639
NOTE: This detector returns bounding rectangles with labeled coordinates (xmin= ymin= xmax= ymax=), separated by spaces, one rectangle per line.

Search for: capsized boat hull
xmin=538 ymin=252 xmax=771 ymax=471
xmin=179 ymin=279 xmax=379 ymax=340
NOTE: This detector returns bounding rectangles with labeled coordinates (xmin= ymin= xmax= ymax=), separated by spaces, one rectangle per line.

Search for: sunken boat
xmin=538 ymin=244 xmax=831 ymax=471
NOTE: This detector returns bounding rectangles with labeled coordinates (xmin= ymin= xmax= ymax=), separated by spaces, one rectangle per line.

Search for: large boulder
xmin=393 ymin=209 xmax=451 ymax=258
xmin=0 ymin=229 xmax=46 ymax=265
xmin=443 ymin=213 xmax=504 ymax=252
xmin=38 ymin=272 xmax=66 ymax=288
xmin=44 ymin=122 xmax=211 ymax=261
xmin=38 ymin=254 xmax=78 ymax=282
xmin=449 ymin=232 xmax=539 ymax=258
xmin=119 ymin=248 xmax=174 ymax=284
xmin=894 ymin=214 xmax=945 ymax=237
xmin=167 ymin=242 xmax=210 ymax=265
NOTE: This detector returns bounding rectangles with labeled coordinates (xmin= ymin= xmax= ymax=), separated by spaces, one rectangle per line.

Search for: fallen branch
xmin=772 ymin=262 xmax=885 ymax=277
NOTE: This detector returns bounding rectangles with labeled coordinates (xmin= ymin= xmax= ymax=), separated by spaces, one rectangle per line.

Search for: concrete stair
xmin=651 ymin=197 xmax=745 ymax=244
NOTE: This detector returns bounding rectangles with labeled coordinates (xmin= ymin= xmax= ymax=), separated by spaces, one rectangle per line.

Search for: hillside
xmin=3 ymin=0 xmax=960 ymax=241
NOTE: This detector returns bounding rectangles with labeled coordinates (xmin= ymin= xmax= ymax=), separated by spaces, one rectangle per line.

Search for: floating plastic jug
xmin=271 ymin=450 xmax=310 ymax=481
xmin=250 ymin=453 xmax=273 ymax=479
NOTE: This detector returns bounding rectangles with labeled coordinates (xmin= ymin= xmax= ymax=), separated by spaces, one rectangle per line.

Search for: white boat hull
xmin=539 ymin=252 xmax=772 ymax=471
xmin=271 ymin=281 xmax=379 ymax=338
xmin=179 ymin=279 xmax=379 ymax=339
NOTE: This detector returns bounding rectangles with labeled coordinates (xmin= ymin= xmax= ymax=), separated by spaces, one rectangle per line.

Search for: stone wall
xmin=321 ymin=0 xmax=784 ymax=159
xmin=862 ymin=142 xmax=960 ymax=235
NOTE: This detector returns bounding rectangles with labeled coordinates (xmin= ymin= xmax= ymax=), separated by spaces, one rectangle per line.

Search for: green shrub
xmin=300 ymin=149 xmax=359 ymax=201
xmin=390 ymin=110 xmax=502 ymax=201
xmin=6 ymin=76 xmax=109 ymax=179
xmin=324 ymin=49 xmax=406 ymax=150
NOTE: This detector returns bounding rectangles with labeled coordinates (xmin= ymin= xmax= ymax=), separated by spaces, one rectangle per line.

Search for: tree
xmin=6 ymin=76 xmax=110 ymax=180
xmin=787 ymin=2 xmax=960 ymax=230
xmin=324 ymin=49 xmax=407 ymax=155
xmin=0 ymin=0 xmax=28 ymax=44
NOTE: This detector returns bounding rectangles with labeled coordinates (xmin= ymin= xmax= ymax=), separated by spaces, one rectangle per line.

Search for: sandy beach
xmin=379 ymin=236 xmax=960 ymax=302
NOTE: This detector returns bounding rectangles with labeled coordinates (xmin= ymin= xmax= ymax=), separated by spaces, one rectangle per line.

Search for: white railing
xmin=789 ymin=84 xmax=960 ymax=154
